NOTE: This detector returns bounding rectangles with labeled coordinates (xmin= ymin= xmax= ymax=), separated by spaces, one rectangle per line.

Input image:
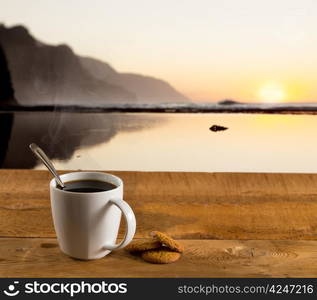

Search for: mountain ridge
xmin=80 ymin=56 xmax=189 ymax=103
xmin=0 ymin=24 xmax=189 ymax=106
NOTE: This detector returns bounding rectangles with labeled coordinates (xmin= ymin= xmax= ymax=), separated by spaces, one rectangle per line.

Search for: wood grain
xmin=0 ymin=238 xmax=316 ymax=277
xmin=1 ymin=170 xmax=317 ymax=239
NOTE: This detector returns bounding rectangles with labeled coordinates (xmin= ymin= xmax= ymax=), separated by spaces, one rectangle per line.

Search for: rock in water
xmin=209 ymin=125 xmax=228 ymax=132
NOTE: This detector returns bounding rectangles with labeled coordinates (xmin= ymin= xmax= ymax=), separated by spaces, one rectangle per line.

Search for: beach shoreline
xmin=2 ymin=104 xmax=317 ymax=114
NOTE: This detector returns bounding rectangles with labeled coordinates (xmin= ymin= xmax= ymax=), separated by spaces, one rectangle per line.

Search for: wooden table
xmin=1 ymin=170 xmax=317 ymax=277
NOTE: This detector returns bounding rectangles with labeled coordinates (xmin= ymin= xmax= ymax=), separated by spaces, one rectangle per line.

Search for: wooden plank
xmin=1 ymin=170 xmax=317 ymax=239
xmin=1 ymin=238 xmax=317 ymax=277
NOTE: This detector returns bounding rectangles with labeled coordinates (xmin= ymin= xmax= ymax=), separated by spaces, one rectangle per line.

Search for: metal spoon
xmin=29 ymin=143 xmax=65 ymax=188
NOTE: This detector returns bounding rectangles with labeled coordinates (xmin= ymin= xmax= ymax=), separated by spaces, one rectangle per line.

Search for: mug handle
xmin=103 ymin=198 xmax=136 ymax=250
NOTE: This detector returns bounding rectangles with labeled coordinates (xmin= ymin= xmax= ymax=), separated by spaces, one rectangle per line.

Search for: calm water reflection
xmin=1 ymin=111 xmax=164 ymax=168
xmin=2 ymin=111 xmax=317 ymax=172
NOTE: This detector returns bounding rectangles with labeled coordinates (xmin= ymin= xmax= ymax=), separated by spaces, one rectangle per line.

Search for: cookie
xmin=124 ymin=239 xmax=161 ymax=252
xmin=141 ymin=247 xmax=181 ymax=264
xmin=150 ymin=231 xmax=184 ymax=253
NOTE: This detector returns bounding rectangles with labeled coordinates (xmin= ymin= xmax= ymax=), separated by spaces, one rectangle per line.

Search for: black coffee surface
xmin=62 ymin=180 xmax=117 ymax=193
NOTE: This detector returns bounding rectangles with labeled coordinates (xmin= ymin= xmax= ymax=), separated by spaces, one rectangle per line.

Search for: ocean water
xmin=2 ymin=111 xmax=317 ymax=173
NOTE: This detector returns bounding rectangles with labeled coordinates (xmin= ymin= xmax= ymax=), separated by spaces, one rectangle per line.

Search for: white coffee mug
xmin=50 ymin=172 xmax=136 ymax=260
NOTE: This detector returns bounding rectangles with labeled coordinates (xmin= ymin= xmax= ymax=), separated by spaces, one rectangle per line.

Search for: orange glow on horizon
xmin=179 ymin=78 xmax=312 ymax=103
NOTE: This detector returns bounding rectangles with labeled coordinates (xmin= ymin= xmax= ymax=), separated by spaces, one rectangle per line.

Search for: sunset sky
xmin=2 ymin=0 xmax=317 ymax=102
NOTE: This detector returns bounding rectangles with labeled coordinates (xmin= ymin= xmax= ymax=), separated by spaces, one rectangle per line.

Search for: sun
xmin=258 ymin=83 xmax=286 ymax=103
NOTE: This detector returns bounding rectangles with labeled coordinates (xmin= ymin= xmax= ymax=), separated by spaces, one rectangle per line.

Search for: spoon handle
xmin=29 ymin=143 xmax=65 ymax=188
